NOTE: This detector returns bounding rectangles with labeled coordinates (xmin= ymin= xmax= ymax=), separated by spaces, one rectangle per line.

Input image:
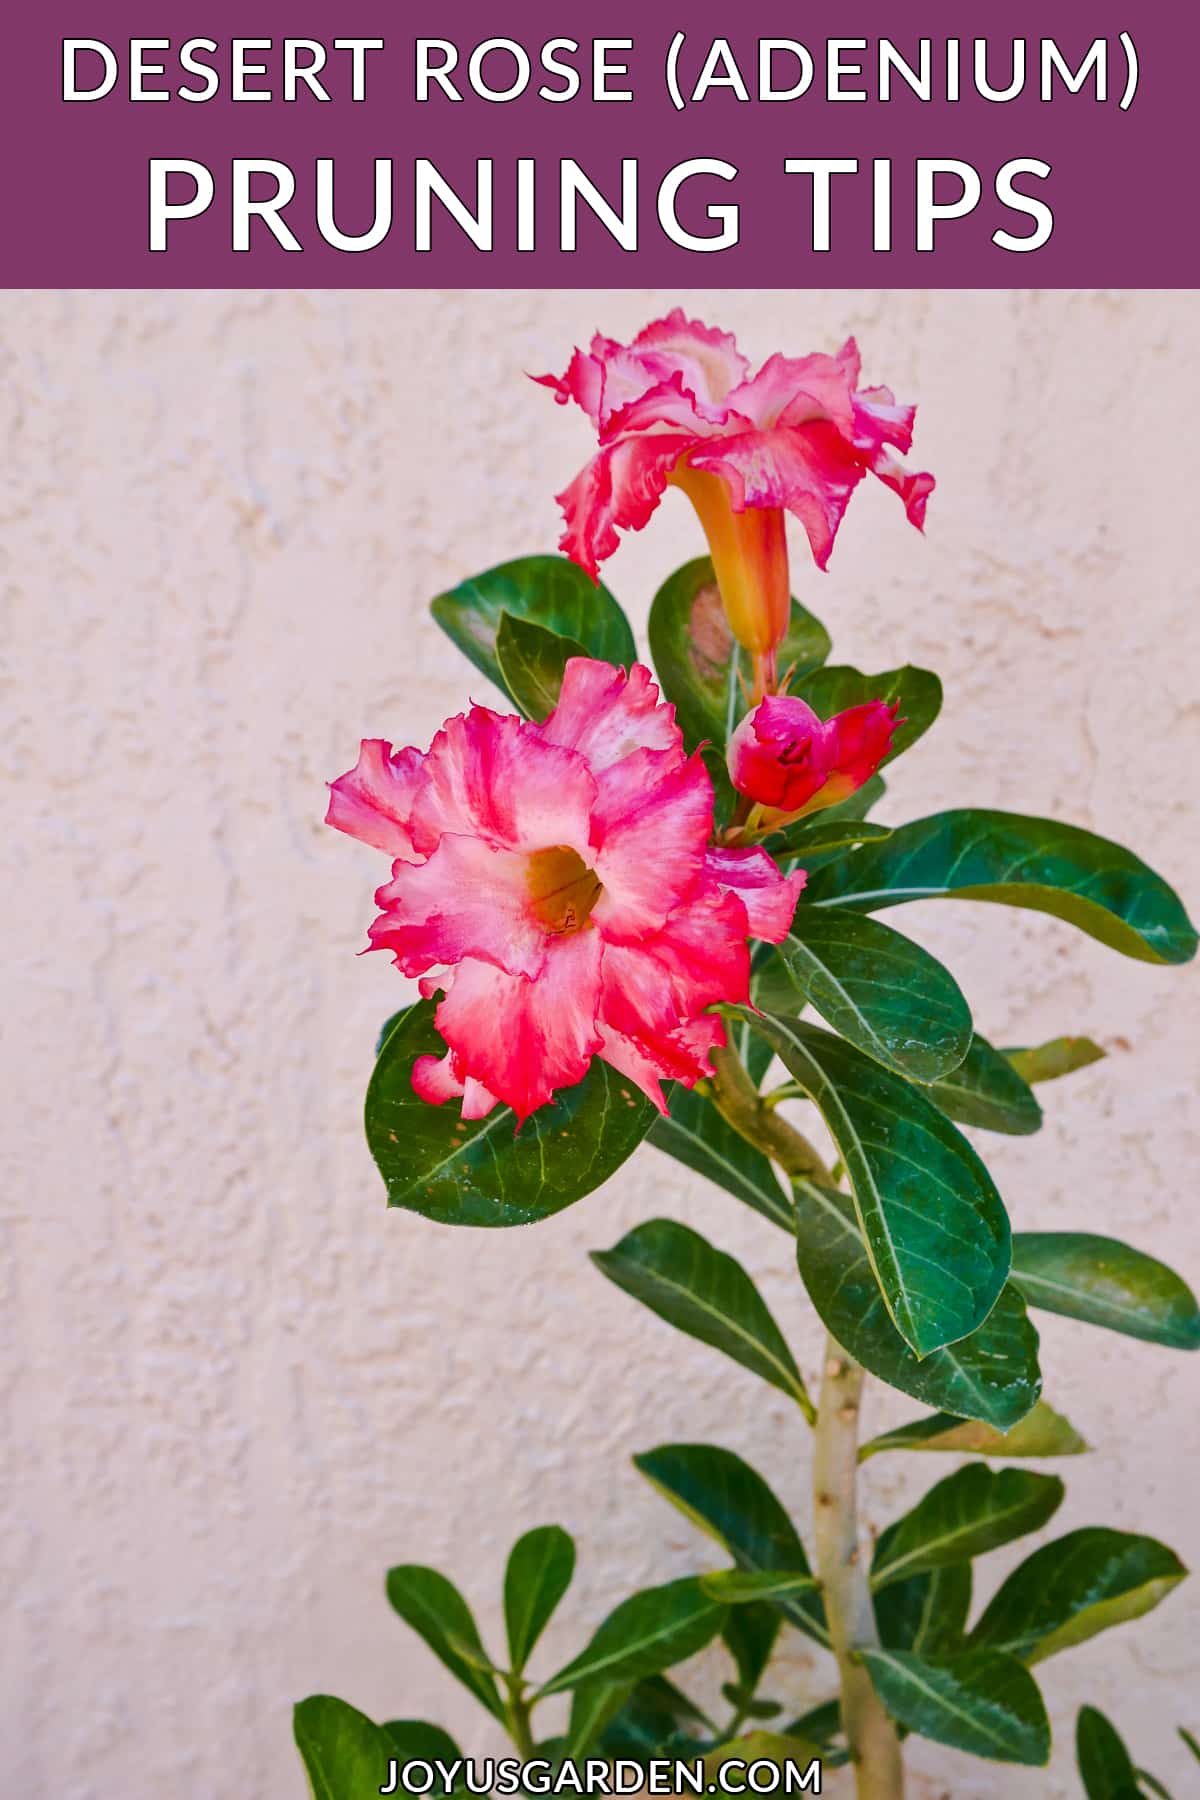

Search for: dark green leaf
xmin=1005 ymin=1037 xmax=1106 ymax=1084
xmin=648 ymin=1088 xmax=792 ymax=1232
xmin=871 ymin=1465 xmax=1064 ymax=1590
xmin=1076 ymin=1706 xmax=1143 ymax=1800
xmin=382 ymin=1722 xmax=463 ymax=1766
xmin=783 ymin=1700 xmax=842 ymax=1747
xmin=970 ymin=1529 xmax=1187 ymax=1663
xmin=566 ymin=1684 xmax=634 ymax=1759
xmin=861 ymin=1400 xmax=1086 ymax=1461
xmin=721 ymin=1604 xmax=779 ymax=1698
xmin=366 ymin=1001 xmax=657 ymax=1226
xmin=792 ymin=1182 xmax=1040 ymax=1428
xmin=294 ymin=1696 xmax=398 ymax=1799
xmin=597 ymin=1676 xmax=712 ymax=1764
xmin=859 ymin=1649 xmax=1050 ymax=1765
xmin=745 ymin=1015 xmax=1010 ymax=1358
xmin=504 ymin=1525 xmax=576 ymax=1674
xmin=791 ymin=664 xmax=942 ymax=768
xmin=1011 ymin=1234 xmax=1200 ymax=1351
xmin=758 ymin=913 xmax=972 ymax=1082
xmin=927 ymin=1035 xmax=1043 ymax=1136
xmin=1137 ymin=1774 xmax=1175 ymax=1799
xmin=634 ymin=1442 xmax=828 ymax=1647
xmin=592 ymin=1220 xmax=811 ymax=1412
xmin=765 ymin=817 xmax=893 ymax=860
xmin=431 ymin=555 xmax=635 ymax=695
xmin=375 ymin=1010 xmax=406 ymax=1057
xmin=538 ymin=1578 xmax=724 ymax=1696
xmin=702 ymin=1569 xmax=817 ymax=1604
xmin=875 ymin=1564 xmax=972 ymax=1655
xmin=647 ymin=557 xmax=830 ymax=752
xmin=1180 ymin=1726 xmax=1200 ymax=1763
xmin=805 ymin=810 xmax=1198 ymax=966
xmin=385 ymin=1566 xmax=503 ymax=1720
xmin=495 ymin=612 xmax=587 ymax=720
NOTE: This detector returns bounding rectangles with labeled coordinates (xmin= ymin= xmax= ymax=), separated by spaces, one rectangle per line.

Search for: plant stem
xmin=707 ymin=1044 xmax=905 ymax=1798
xmin=503 ymin=1681 xmax=536 ymax=1760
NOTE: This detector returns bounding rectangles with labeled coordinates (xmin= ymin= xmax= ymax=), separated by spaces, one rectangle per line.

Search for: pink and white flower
xmin=727 ymin=694 xmax=899 ymax=820
xmin=537 ymin=312 xmax=934 ymax=671
xmin=328 ymin=658 xmax=804 ymax=1121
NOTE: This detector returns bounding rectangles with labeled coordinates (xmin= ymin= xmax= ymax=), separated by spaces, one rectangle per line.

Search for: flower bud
xmin=727 ymin=694 xmax=898 ymax=819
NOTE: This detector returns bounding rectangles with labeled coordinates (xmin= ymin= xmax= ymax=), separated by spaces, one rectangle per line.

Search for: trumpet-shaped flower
xmin=537 ymin=312 xmax=934 ymax=667
xmin=728 ymin=694 xmax=899 ymax=818
xmin=328 ymin=658 xmax=804 ymax=1120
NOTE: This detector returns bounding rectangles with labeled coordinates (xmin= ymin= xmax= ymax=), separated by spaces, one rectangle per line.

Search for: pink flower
xmin=328 ymin=658 xmax=804 ymax=1121
xmin=727 ymin=695 xmax=899 ymax=819
xmin=536 ymin=312 xmax=934 ymax=673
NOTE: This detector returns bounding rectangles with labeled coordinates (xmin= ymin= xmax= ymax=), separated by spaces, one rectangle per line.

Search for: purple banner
xmin=3 ymin=1 xmax=1194 ymax=285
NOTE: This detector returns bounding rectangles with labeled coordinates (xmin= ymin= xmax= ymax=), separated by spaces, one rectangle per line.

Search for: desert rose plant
xmin=297 ymin=315 xmax=1198 ymax=1800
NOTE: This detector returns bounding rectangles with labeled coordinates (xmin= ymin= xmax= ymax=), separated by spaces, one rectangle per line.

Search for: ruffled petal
xmin=411 ymin=1047 xmax=501 ymax=1118
xmin=530 ymin=345 xmax=605 ymax=423
xmin=688 ymin=420 xmax=864 ymax=570
xmin=852 ymin=384 xmax=934 ymax=529
xmin=541 ymin=659 xmax=682 ymax=771
xmin=556 ymin=433 xmax=698 ymax=578
xmin=597 ymin=1010 xmax=728 ymax=1115
xmin=368 ymin=835 xmax=549 ymax=979
xmin=599 ymin=885 xmax=750 ymax=1056
xmin=629 ymin=309 xmax=750 ymax=413
xmin=325 ymin=739 xmax=425 ymax=860
xmin=725 ymin=350 xmax=855 ymax=435
xmin=590 ymin=748 xmax=714 ymax=939
xmin=419 ymin=707 xmax=596 ymax=856
xmin=433 ymin=932 xmax=605 ymax=1121
xmin=705 ymin=846 xmax=806 ymax=942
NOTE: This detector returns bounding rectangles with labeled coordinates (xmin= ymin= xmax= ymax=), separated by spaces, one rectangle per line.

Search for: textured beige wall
xmin=3 ymin=289 xmax=1198 ymax=1800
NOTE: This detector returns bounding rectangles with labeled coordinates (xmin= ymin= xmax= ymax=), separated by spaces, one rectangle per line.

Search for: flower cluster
xmin=328 ymin=659 xmax=803 ymax=1120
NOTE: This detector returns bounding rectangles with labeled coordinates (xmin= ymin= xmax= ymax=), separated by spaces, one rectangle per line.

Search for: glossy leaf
xmin=648 ymin=1088 xmax=792 ymax=1233
xmin=634 ymin=1443 xmax=828 ymax=1647
xmin=721 ymin=1604 xmax=780 ymax=1698
xmin=366 ymin=1001 xmax=657 ymax=1227
xmin=927 ymin=1035 xmax=1043 ymax=1137
xmin=746 ymin=1015 xmax=1010 ymax=1357
xmin=1005 ymin=1037 xmax=1106 ymax=1084
xmin=1011 ymin=1233 xmax=1200 ymax=1351
xmin=805 ymin=810 xmax=1198 ymax=966
xmin=566 ymin=1683 xmax=634 ymax=1759
xmin=859 ymin=1649 xmax=1050 ymax=1765
xmin=504 ymin=1525 xmax=576 ymax=1674
xmin=871 ymin=1465 xmax=1064 ymax=1590
xmin=537 ymin=1578 xmax=724 ymax=1697
xmin=764 ymin=816 xmax=893 ymax=861
xmin=874 ymin=1564 xmax=972 ymax=1655
xmin=791 ymin=664 xmax=942 ymax=767
xmin=294 ymin=1696 xmax=398 ymax=1800
xmin=969 ymin=1528 xmax=1187 ymax=1663
xmin=1075 ymin=1706 xmax=1143 ymax=1800
xmin=757 ymin=912 xmax=972 ymax=1082
xmin=597 ymin=1676 xmax=712 ymax=1764
xmin=495 ymin=611 xmax=587 ymax=720
xmin=702 ymin=1569 xmax=817 ymax=1604
xmin=381 ymin=1721 xmax=463 ymax=1766
xmin=861 ymin=1400 xmax=1086 ymax=1461
xmin=431 ymin=555 xmax=635 ymax=695
xmin=592 ymin=1220 xmax=811 ymax=1412
xmin=647 ymin=556 xmax=830 ymax=752
xmin=385 ymin=1565 xmax=503 ymax=1720
xmin=792 ymin=1181 xmax=1040 ymax=1428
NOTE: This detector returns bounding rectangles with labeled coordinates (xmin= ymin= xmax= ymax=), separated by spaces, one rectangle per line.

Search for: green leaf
xmin=648 ymin=1088 xmax=792 ymax=1232
xmin=969 ymin=1528 xmax=1187 ymax=1663
xmin=647 ymin=556 xmax=830 ymax=752
xmin=634 ymin=1442 xmax=828 ymax=1647
xmin=382 ymin=1722 xmax=463 ymax=1766
xmin=702 ymin=1569 xmax=817 ymax=1604
xmin=597 ymin=1676 xmax=712 ymax=1764
xmin=721 ymin=1604 xmax=780 ymax=1698
xmin=1005 ymin=1036 xmax=1106 ymax=1084
xmin=537 ymin=1578 xmax=724 ymax=1697
xmin=1011 ymin=1233 xmax=1200 ymax=1351
xmin=757 ymin=912 xmax=972 ymax=1082
xmin=875 ymin=1564 xmax=972 ymax=1655
xmin=791 ymin=664 xmax=942 ymax=768
xmin=431 ymin=555 xmax=635 ymax=695
xmin=765 ymin=816 xmax=893 ymax=861
xmin=365 ymin=1001 xmax=657 ymax=1226
xmin=805 ymin=810 xmax=1198 ymax=966
xmin=1076 ymin=1706 xmax=1143 ymax=1800
xmin=504 ymin=1525 xmax=576 ymax=1674
xmin=746 ymin=1015 xmax=1010 ymax=1357
xmin=871 ymin=1465 xmax=1064 ymax=1590
xmin=495 ymin=612 xmax=587 ymax=720
xmin=861 ymin=1399 xmax=1086 ymax=1461
xmin=385 ymin=1566 xmax=504 ymax=1720
xmin=1137 ymin=1774 xmax=1175 ymax=1799
xmin=859 ymin=1649 xmax=1050 ymax=1765
xmin=705 ymin=1731 xmax=825 ymax=1778
xmin=591 ymin=1220 xmax=812 ymax=1413
xmin=927 ymin=1035 xmax=1043 ymax=1136
xmin=793 ymin=1181 xmax=1040 ymax=1427
xmin=1180 ymin=1726 xmax=1200 ymax=1763
xmin=294 ymin=1696 xmax=398 ymax=1800
xmin=566 ymin=1683 xmax=635 ymax=1759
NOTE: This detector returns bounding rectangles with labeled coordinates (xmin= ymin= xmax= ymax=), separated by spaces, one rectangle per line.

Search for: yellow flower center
xmin=525 ymin=845 xmax=603 ymax=936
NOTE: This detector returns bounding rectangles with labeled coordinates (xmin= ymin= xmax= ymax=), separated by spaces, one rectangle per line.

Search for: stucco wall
xmin=4 ymin=289 xmax=1198 ymax=1800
